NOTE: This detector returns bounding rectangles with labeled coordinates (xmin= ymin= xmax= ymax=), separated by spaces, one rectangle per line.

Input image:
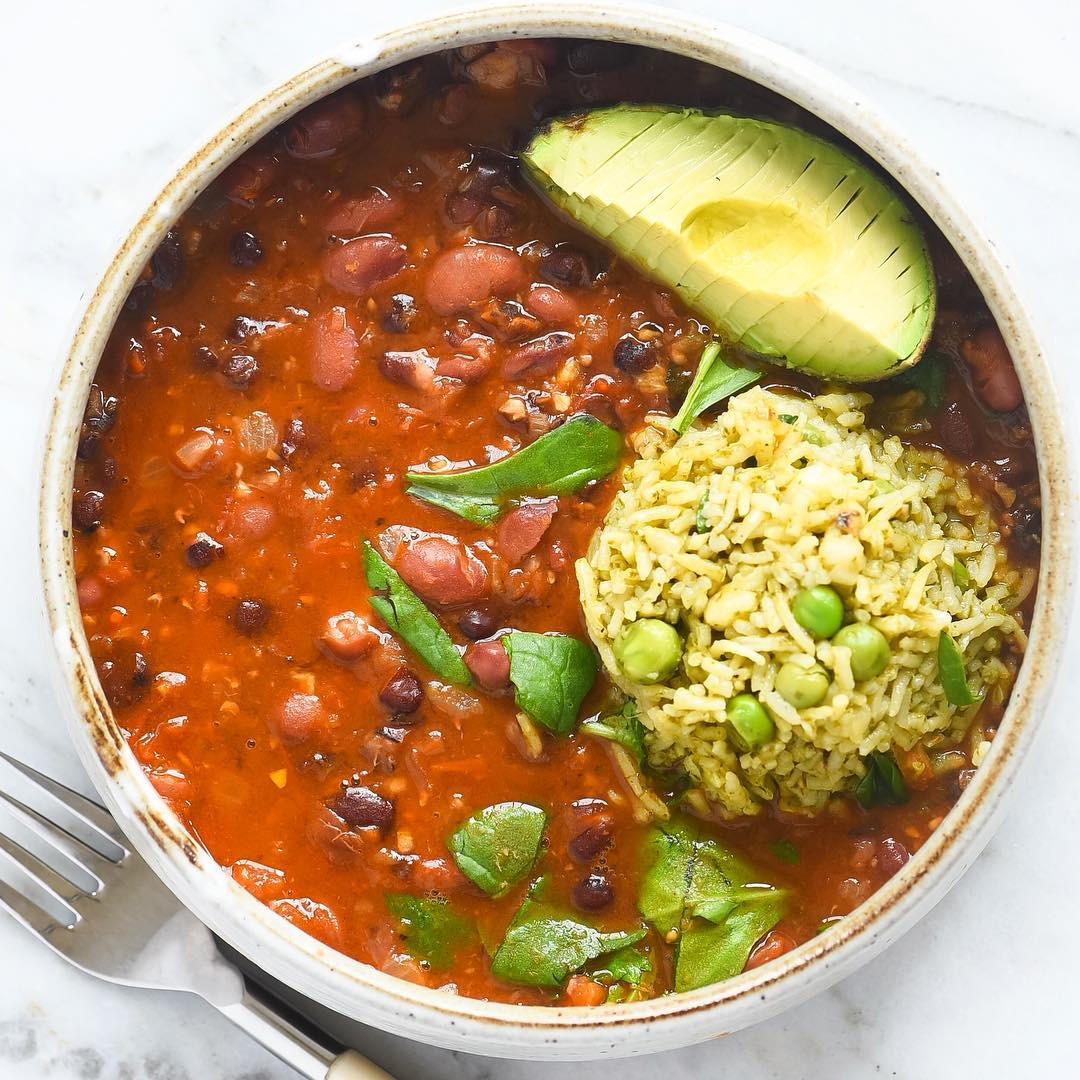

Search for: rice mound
xmin=577 ymin=386 xmax=1029 ymax=816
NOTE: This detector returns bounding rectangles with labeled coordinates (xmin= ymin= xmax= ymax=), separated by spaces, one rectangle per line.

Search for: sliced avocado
xmin=522 ymin=105 xmax=935 ymax=380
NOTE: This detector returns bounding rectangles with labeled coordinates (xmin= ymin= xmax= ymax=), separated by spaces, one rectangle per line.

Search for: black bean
xmin=376 ymin=725 xmax=409 ymax=743
xmin=98 ymin=642 xmax=152 ymax=709
xmin=185 ymin=532 xmax=224 ymax=569
xmin=232 ymin=598 xmax=271 ymax=635
xmin=379 ymin=669 xmax=423 ymax=714
xmin=72 ymin=490 xmax=104 ymax=532
xmin=77 ymin=385 xmax=118 ymax=459
xmin=230 ymin=230 xmax=264 ymax=268
xmin=124 ymin=279 xmax=153 ymax=314
xmin=572 ymin=872 xmax=614 ymax=911
xmin=445 ymin=191 xmax=482 ymax=226
xmin=1007 ymin=502 xmax=1042 ymax=560
xmin=279 ymin=417 xmax=310 ymax=465
xmin=383 ymin=293 xmax=419 ymax=334
xmin=193 ymin=345 xmax=219 ymax=370
xmin=458 ymin=148 xmax=517 ymax=201
xmin=226 ymin=315 xmax=261 ymax=343
xmin=939 ymin=400 xmax=976 ymax=457
xmin=329 ymin=785 xmax=395 ymax=831
xmin=538 ymin=245 xmax=592 ymax=288
xmin=567 ymin=41 xmax=634 ymax=74
xmin=457 ymin=607 xmax=500 ymax=641
xmin=613 ymin=334 xmax=657 ymax=374
xmin=221 ymin=353 xmax=258 ymax=389
xmin=150 ymin=228 xmax=184 ymax=290
xmin=373 ymin=61 xmax=426 ymax=116
xmin=568 ymin=820 xmax=613 ymax=864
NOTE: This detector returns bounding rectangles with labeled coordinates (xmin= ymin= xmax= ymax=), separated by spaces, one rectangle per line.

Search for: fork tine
xmin=0 ymin=795 xmax=105 ymax=894
xmin=0 ymin=842 xmax=80 ymax=929
xmin=0 ymin=873 xmax=76 ymax=939
xmin=0 ymin=751 xmax=128 ymax=855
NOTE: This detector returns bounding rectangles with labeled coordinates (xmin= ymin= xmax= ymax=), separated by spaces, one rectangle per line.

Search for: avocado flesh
xmin=522 ymin=105 xmax=935 ymax=380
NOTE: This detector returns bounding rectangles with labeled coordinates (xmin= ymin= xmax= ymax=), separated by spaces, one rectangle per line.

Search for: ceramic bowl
xmin=39 ymin=2 xmax=1074 ymax=1060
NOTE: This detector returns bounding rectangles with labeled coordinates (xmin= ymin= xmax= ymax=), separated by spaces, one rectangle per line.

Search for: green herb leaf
xmin=490 ymin=879 xmax=646 ymax=987
xmin=384 ymin=893 xmax=473 ymax=970
xmin=671 ymin=342 xmax=761 ymax=435
xmin=580 ymin=702 xmax=646 ymax=763
xmin=595 ymin=945 xmax=652 ymax=986
xmin=694 ymin=493 xmax=711 ymax=534
xmin=938 ymin=630 xmax=984 ymax=707
xmin=769 ymin=839 xmax=800 ymax=864
xmin=886 ymin=350 xmax=946 ymax=410
xmin=854 ymin=750 xmax=909 ymax=807
xmin=638 ymin=821 xmax=785 ymax=990
xmin=778 ymin=414 xmax=799 ymax=424
xmin=950 ymin=559 xmax=971 ymax=590
xmin=362 ymin=541 xmax=471 ymax=685
xmin=504 ymin=631 xmax=597 ymax=735
xmin=447 ymin=802 xmax=546 ymax=897
xmin=405 ymin=415 xmax=622 ymax=524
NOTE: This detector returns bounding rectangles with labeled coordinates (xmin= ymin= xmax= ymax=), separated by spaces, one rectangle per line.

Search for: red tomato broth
xmin=70 ymin=40 xmax=1039 ymax=1005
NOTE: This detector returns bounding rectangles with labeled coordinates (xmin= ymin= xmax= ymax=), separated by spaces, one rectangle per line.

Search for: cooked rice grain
xmin=578 ymin=387 xmax=1025 ymax=816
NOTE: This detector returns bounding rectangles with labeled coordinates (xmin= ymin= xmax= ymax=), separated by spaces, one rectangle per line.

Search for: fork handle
xmin=218 ymin=983 xmax=395 ymax=1079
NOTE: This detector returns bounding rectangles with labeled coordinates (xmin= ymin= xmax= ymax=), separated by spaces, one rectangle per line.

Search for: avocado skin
xmin=522 ymin=105 xmax=936 ymax=382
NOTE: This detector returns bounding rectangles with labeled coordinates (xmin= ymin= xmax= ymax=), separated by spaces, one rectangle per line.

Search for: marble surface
xmin=3 ymin=0 xmax=1078 ymax=1076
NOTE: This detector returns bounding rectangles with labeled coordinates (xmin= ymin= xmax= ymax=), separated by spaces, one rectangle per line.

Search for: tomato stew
xmin=71 ymin=40 xmax=1040 ymax=1005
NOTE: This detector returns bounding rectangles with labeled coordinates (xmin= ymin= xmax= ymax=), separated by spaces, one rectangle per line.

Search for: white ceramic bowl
xmin=39 ymin=2 xmax=1074 ymax=1060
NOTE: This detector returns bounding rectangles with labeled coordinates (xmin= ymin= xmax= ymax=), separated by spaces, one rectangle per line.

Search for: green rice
xmin=577 ymin=387 xmax=1028 ymax=816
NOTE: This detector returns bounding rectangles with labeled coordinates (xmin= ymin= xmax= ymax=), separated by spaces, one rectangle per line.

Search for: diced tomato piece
xmin=745 ymin=929 xmax=797 ymax=970
xmin=565 ymin=975 xmax=607 ymax=1006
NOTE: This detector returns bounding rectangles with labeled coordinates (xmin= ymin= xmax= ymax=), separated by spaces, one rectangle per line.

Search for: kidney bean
xmin=283 ymin=92 xmax=367 ymax=159
xmin=567 ymin=41 xmax=633 ymax=74
xmin=230 ymin=230 xmax=264 ymax=267
xmin=270 ymin=896 xmax=344 ymax=949
xmin=72 ymin=490 xmax=105 ymax=532
xmin=464 ymin=640 xmax=510 ymax=691
xmin=221 ymin=148 xmax=278 ymax=204
xmin=325 ymin=187 xmax=405 ymax=237
xmin=193 ymin=345 xmax=219 ymax=370
xmin=77 ymin=574 xmax=106 ymax=609
xmin=437 ymin=353 xmax=491 ymax=385
xmin=393 ymin=535 xmax=488 ymax=606
xmin=310 ymin=306 xmax=359 ymax=392
xmin=434 ymin=85 xmax=472 ymax=126
xmin=379 ymin=349 xmax=437 ymax=393
xmin=324 ymin=235 xmax=407 ymax=295
xmin=373 ymin=61 xmax=426 ymax=116
xmin=379 ymin=669 xmax=424 ymax=715
xmin=572 ymin=872 xmax=614 ymax=912
xmin=150 ymin=229 xmax=184 ymax=290
xmin=425 ymin=244 xmax=526 ymax=315
xmin=329 ymin=785 xmax=395 ymax=832
xmin=567 ymin=819 xmax=613 ymax=864
xmin=232 ymin=598 xmax=271 ymax=635
xmin=538 ymin=245 xmax=592 ymax=288
xmin=502 ymin=331 xmax=576 ymax=378
xmin=495 ymin=498 xmax=557 ymax=563
xmin=223 ymin=489 xmax=275 ymax=543
xmin=320 ymin=611 xmax=378 ymax=662
xmin=879 ymin=837 xmax=911 ymax=877
xmin=274 ymin=692 xmax=325 ymax=744
xmin=185 ymin=532 xmax=224 ymax=569
xmin=960 ymin=325 xmax=1023 ymax=412
xmin=221 ymin=353 xmax=258 ymax=390
xmin=939 ymin=399 xmax=976 ymax=457
xmin=445 ymin=191 xmax=483 ymax=226
xmin=526 ymin=284 xmax=578 ymax=327
xmin=613 ymin=334 xmax=658 ymax=374
xmin=457 ymin=607 xmax=501 ymax=640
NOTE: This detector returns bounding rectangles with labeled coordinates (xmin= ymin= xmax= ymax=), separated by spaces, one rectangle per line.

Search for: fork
xmin=0 ymin=751 xmax=393 ymax=1079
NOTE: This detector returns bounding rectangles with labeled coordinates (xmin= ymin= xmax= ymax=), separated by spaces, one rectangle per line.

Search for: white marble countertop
xmin=3 ymin=1 xmax=1078 ymax=1076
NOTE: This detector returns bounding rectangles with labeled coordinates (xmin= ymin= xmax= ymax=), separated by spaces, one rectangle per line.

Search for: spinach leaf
xmin=638 ymin=820 xmax=786 ymax=990
xmin=361 ymin=541 xmax=472 ymax=686
xmin=490 ymin=879 xmax=646 ymax=987
xmin=950 ymin=559 xmax=971 ymax=590
xmin=596 ymin=945 xmax=652 ymax=986
xmin=580 ymin=702 xmax=646 ymax=763
xmin=405 ymin=415 xmax=622 ymax=525
xmin=671 ymin=342 xmax=761 ymax=435
xmin=384 ymin=893 xmax=473 ymax=970
xmin=886 ymin=350 xmax=946 ymax=410
xmin=504 ymin=631 xmax=597 ymax=736
xmin=854 ymin=750 xmax=909 ymax=807
xmin=938 ymin=630 xmax=984 ymax=707
xmin=768 ymin=839 xmax=800 ymax=864
xmin=447 ymin=802 xmax=546 ymax=897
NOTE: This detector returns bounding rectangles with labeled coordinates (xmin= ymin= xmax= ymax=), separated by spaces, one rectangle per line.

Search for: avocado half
xmin=521 ymin=105 xmax=935 ymax=381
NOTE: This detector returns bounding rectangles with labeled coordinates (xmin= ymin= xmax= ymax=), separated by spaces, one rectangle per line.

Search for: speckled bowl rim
xmin=38 ymin=1 xmax=1074 ymax=1060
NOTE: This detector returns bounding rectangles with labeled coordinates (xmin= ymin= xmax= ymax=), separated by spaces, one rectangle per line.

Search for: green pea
xmin=791 ymin=585 xmax=845 ymax=639
xmin=775 ymin=661 xmax=830 ymax=708
xmin=613 ymin=618 xmax=683 ymax=684
xmin=832 ymin=623 xmax=891 ymax=681
xmin=727 ymin=693 xmax=775 ymax=751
